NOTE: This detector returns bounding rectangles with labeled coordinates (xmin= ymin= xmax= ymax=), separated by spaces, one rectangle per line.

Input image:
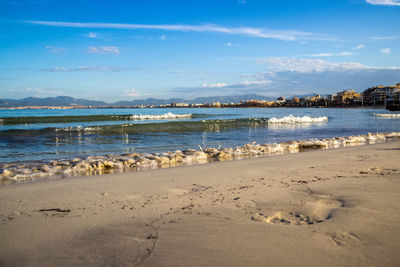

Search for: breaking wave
xmin=267 ymin=115 xmax=328 ymax=124
xmin=0 ymin=116 xmax=331 ymax=136
xmin=130 ymin=112 xmax=192 ymax=120
xmin=0 ymin=112 xmax=197 ymax=125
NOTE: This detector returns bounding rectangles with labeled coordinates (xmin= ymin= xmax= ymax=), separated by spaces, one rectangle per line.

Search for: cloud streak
xmin=380 ymin=48 xmax=392 ymax=54
xmin=257 ymin=57 xmax=400 ymax=73
xmin=87 ymin=46 xmax=120 ymax=54
xmin=371 ymin=36 xmax=398 ymax=40
xmin=24 ymin=20 xmax=337 ymax=41
xmin=202 ymin=82 xmax=227 ymax=88
xmin=366 ymin=0 xmax=400 ymax=6
xmin=305 ymin=51 xmax=355 ymax=57
xmin=86 ymin=32 xmax=98 ymax=38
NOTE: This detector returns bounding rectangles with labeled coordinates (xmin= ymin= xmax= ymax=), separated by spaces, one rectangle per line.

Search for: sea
xmin=1 ymin=107 xmax=400 ymax=164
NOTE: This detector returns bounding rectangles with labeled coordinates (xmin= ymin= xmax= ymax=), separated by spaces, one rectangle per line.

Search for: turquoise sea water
xmin=1 ymin=108 xmax=399 ymax=163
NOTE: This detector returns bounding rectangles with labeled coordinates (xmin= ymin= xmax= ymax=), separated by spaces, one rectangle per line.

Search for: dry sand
xmin=1 ymin=141 xmax=400 ymax=267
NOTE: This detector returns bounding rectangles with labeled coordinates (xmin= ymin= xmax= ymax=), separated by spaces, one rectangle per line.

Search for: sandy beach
xmin=1 ymin=141 xmax=400 ymax=267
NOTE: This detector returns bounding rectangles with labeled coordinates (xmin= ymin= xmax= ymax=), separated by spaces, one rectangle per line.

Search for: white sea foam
xmin=55 ymin=126 xmax=101 ymax=132
xmin=130 ymin=112 xmax=192 ymax=120
xmin=267 ymin=115 xmax=328 ymax=124
xmin=373 ymin=113 xmax=400 ymax=118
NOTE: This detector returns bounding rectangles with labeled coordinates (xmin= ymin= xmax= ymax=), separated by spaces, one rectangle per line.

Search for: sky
xmin=0 ymin=0 xmax=399 ymax=101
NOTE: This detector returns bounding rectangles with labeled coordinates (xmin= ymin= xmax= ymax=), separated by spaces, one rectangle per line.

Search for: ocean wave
xmin=0 ymin=117 xmax=330 ymax=135
xmin=373 ymin=113 xmax=400 ymax=118
xmin=267 ymin=115 xmax=328 ymax=124
xmin=0 ymin=113 xmax=201 ymax=125
xmin=1 ymin=118 xmax=271 ymax=135
xmin=129 ymin=112 xmax=192 ymax=120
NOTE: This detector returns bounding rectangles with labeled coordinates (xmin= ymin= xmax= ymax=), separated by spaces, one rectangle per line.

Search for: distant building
xmin=362 ymin=83 xmax=400 ymax=106
xmin=276 ymin=96 xmax=286 ymax=104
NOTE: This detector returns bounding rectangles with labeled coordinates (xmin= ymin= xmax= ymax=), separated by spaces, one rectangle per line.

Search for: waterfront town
xmin=166 ymin=83 xmax=400 ymax=109
xmin=2 ymin=83 xmax=400 ymax=110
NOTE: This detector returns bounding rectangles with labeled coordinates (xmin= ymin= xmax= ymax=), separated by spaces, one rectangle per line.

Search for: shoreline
xmin=1 ymin=141 xmax=399 ymax=266
xmin=1 ymin=131 xmax=400 ymax=184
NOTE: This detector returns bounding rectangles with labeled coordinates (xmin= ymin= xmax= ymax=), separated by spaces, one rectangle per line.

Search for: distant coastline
xmin=0 ymin=105 xmax=387 ymax=110
xmin=1 ymin=82 xmax=399 ymax=109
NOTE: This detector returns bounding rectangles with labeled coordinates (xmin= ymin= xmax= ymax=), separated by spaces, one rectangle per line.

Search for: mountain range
xmin=0 ymin=95 xmax=279 ymax=108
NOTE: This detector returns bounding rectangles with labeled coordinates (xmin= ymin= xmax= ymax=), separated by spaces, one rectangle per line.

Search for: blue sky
xmin=0 ymin=0 xmax=399 ymax=101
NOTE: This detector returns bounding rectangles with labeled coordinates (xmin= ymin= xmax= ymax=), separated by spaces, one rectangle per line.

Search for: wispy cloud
xmin=240 ymin=80 xmax=270 ymax=85
xmin=41 ymin=66 xmax=136 ymax=72
xmin=258 ymin=57 xmax=400 ymax=73
xmin=366 ymin=0 xmax=400 ymax=6
xmin=87 ymin=46 xmax=120 ymax=54
xmin=86 ymin=32 xmax=98 ymax=38
xmin=202 ymin=82 xmax=227 ymax=88
xmin=123 ymin=88 xmax=140 ymax=97
xmin=352 ymin=44 xmax=365 ymax=50
xmin=258 ymin=57 xmax=372 ymax=73
xmin=160 ymin=34 xmax=167 ymax=40
xmin=371 ymin=36 xmax=398 ymax=40
xmin=305 ymin=51 xmax=354 ymax=57
xmin=380 ymin=48 xmax=392 ymax=54
xmin=237 ymin=0 xmax=246 ymax=4
xmin=45 ymin=46 xmax=66 ymax=54
xmin=24 ymin=20 xmax=337 ymax=41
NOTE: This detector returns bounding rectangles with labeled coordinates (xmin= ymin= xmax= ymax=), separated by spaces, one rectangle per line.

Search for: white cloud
xmin=237 ymin=0 xmax=246 ymax=4
xmin=226 ymin=42 xmax=232 ymax=47
xmin=240 ymin=80 xmax=270 ymax=85
xmin=25 ymin=20 xmax=337 ymax=41
xmin=87 ymin=46 xmax=120 ymax=54
xmin=307 ymin=51 xmax=354 ymax=57
xmin=160 ymin=34 xmax=167 ymax=40
xmin=371 ymin=36 xmax=398 ymax=40
xmin=123 ymin=88 xmax=140 ymax=97
xmin=202 ymin=82 xmax=227 ymax=88
xmin=45 ymin=46 xmax=65 ymax=54
xmin=86 ymin=32 xmax=98 ymax=38
xmin=352 ymin=44 xmax=365 ymax=50
xmin=366 ymin=0 xmax=400 ymax=6
xmin=380 ymin=48 xmax=392 ymax=54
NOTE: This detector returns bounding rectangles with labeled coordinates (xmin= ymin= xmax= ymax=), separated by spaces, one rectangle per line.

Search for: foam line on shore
xmin=373 ymin=113 xmax=400 ymax=118
xmin=1 ymin=132 xmax=399 ymax=184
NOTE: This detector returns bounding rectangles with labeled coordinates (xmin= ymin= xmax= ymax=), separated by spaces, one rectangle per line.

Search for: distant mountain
xmin=0 ymin=96 xmax=108 ymax=108
xmin=114 ymin=94 xmax=275 ymax=106
xmin=0 ymin=94 xmax=276 ymax=108
xmin=191 ymin=94 xmax=274 ymax=104
xmin=114 ymin=98 xmax=187 ymax=106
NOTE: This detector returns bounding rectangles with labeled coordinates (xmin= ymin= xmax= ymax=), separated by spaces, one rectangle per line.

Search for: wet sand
xmin=1 ymin=141 xmax=400 ymax=266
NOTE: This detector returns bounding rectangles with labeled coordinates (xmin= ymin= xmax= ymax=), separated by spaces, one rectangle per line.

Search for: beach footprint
xmin=251 ymin=192 xmax=343 ymax=225
xmin=327 ymin=232 xmax=361 ymax=246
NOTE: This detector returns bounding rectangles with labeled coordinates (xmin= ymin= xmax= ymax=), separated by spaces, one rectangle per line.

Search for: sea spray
xmin=1 ymin=131 xmax=399 ymax=184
